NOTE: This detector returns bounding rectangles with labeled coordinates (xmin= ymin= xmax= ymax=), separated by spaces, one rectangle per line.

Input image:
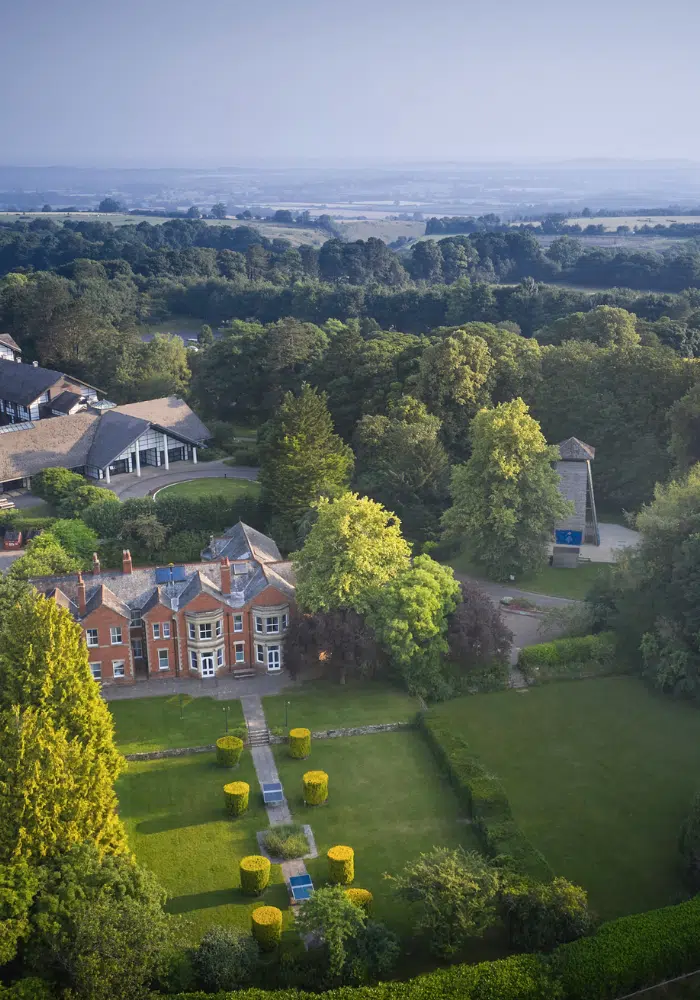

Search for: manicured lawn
xmin=274 ymin=730 xmax=478 ymax=937
xmin=117 ymin=753 xmax=289 ymax=942
xmin=448 ymin=549 xmax=605 ymax=600
xmin=109 ymin=696 xmax=245 ymax=754
xmin=428 ymin=677 xmax=700 ymax=919
xmin=155 ymin=478 xmax=260 ymax=501
xmin=263 ymin=681 xmax=421 ymax=732
xmin=18 ymin=501 xmax=56 ymax=519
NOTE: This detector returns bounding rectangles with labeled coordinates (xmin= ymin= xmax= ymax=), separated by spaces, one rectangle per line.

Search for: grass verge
xmin=263 ymin=681 xmax=420 ymax=732
xmin=447 ymin=549 xmax=605 ymax=600
xmin=109 ymin=695 xmax=245 ymax=755
xmin=155 ymin=478 xmax=260 ymax=501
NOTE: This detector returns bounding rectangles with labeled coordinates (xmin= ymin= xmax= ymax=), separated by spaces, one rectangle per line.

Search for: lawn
xmin=109 ymin=695 xmax=245 ymax=755
xmin=117 ymin=753 xmax=289 ymax=942
xmin=447 ymin=548 xmax=605 ymax=600
xmin=263 ymin=681 xmax=421 ymax=732
xmin=274 ymin=731 xmax=478 ymax=937
xmin=428 ymin=677 xmax=700 ymax=919
xmin=155 ymin=478 xmax=260 ymax=501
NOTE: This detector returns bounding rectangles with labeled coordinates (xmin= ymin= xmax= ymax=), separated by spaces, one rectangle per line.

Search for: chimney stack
xmin=122 ymin=549 xmax=132 ymax=575
xmin=77 ymin=572 xmax=86 ymax=615
xmin=220 ymin=556 xmax=231 ymax=595
xmin=92 ymin=552 xmax=101 ymax=576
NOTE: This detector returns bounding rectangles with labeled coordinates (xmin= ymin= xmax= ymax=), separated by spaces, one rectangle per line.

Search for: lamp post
xmin=285 ymin=700 xmax=290 ymax=729
xmin=223 ymin=705 xmax=230 ymax=734
xmin=179 ymin=693 xmax=184 ymax=720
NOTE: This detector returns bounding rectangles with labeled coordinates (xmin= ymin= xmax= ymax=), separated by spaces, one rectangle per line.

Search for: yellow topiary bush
xmin=289 ymin=727 xmax=311 ymax=759
xmin=216 ymin=735 xmax=244 ymax=767
xmin=251 ymin=905 xmax=282 ymax=950
xmin=239 ymin=855 xmax=271 ymax=895
xmin=345 ymin=887 xmax=373 ymax=912
xmin=328 ymin=844 xmax=354 ymax=884
xmin=303 ymin=770 xmax=328 ymax=806
xmin=223 ymin=781 xmax=249 ymax=816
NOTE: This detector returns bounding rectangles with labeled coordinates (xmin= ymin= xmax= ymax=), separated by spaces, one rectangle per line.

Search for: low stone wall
xmin=124 ymin=721 xmax=415 ymax=761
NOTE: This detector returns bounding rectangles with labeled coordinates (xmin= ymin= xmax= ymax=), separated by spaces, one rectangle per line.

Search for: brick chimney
xmin=122 ymin=549 xmax=133 ymax=575
xmin=77 ymin=572 xmax=86 ymax=615
xmin=220 ymin=556 xmax=231 ymax=595
xmin=92 ymin=552 xmax=101 ymax=576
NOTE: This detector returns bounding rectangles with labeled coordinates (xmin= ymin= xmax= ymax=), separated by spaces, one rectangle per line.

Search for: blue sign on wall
xmin=555 ymin=530 xmax=582 ymax=546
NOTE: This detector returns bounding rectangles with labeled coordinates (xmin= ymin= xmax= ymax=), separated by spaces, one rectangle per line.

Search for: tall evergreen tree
xmin=258 ymin=383 xmax=354 ymax=534
xmin=0 ymin=592 xmax=127 ymax=863
xmin=442 ymin=398 xmax=572 ymax=580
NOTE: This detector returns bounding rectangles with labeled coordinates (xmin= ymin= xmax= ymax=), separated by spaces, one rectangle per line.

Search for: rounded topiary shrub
xmin=239 ymin=855 xmax=271 ymax=895
xmin=303 ymin=770 xmax=328 ymax=806
xmin=216 ymin=735 xmax=244 ymax=768
xmin=328 ymin=845 xmax=354 ymax=884
xmin=251 ymin=905 xmax=282 ymax=951
xmin=289 ymin=727 xmax=311 ymax=759
xmin=224 ymin=781 xmax=249 ymax=816
xmin=345 ymin=887 xmax=372 ymax=912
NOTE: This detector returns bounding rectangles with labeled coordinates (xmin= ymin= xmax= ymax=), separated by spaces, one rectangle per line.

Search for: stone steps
xmin=247 ymin=726 xmax=270 ymax=746
xmin=232 ymin=668 xmax=257 ymax=680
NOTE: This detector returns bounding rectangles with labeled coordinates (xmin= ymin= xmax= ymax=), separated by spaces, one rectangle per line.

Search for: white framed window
xmin=216 ymin=647 xmax=224 ymax=667
xmin=199 ymin=623 xmax=212 ymax=640
xmin=152 ymin=623 xmax=161 ymax=640
xmin=255 ymin=615 xmax=263 ymax=633
xmin=90 ymin=662 xmax=101 ymax=681
xmin=158 ymin=649 xmax=169 ymax=670
xmin=86 ymin=628 xmax=98 ymax=647
xmin=190 ymin=650 xmax=198 ymax=670
xmin=188 ymin=622 xmax=196 ymax=640
xmin=162 ymin=622 xmax=171 ymax=639
xmin=110 ymin=626 xmax=122 ymax=645
xmin=256 ymin=643 xmax=265 ymax=663
xmin=267 ymin=645 xmax=281 ymax=672
xmin=282 ymin=613 xmax=288 ymax=630
xmin=235 ymin=642 xmax=245 ymax=663
xmin=132 ymin=638 xmax=143 ymax=659
xmin=266 ymin=616 xmax=279 ymax=634
xmin=112 ymin=660 xmax=125 ymax=679
xmin=215 ymin=619 xmax=223 ymax=638
xmin=200 ymin=652 xmax=215 ymax=677
xmin=233 ymin=614 xmax=243 ymax=632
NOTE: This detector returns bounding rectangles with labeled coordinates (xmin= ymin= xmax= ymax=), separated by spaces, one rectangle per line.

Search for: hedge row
xmin=419 ymin=715 xmax=553 ymax=882
xmin=517 ymin=632 xmax=618 ymax=684
xmin=168 ymin=894 xmax=700 ymax=1000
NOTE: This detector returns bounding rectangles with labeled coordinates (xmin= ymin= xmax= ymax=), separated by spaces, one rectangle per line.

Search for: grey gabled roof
xmin=86 ymin=410 xmax=150 ymax=469
xmin=202 ymin=521 xmax=282 ymax=563
xmin=111 ymin=397 xmax=211 ymax=444
xmin=178 ymin=570 xmax=222 ymax=608
xmin=0 ymin=334 xmax=21 ymax=354
xmin=51 ymin=390 xmax=83 ymax=414
xmin=0 ymin=358 xmax=65 ymax=405
xmin=558 ymin=437 xmax=595 ymax=461
xmin=84 ymin=583 xmax=130 ymax=620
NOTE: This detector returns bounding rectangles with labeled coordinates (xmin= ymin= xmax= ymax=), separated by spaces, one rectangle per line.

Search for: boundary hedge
xmin=518 ymin=632 xmax=619 ymax=684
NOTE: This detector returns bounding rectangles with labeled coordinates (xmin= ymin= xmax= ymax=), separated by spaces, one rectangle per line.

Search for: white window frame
xmin=215 ymin=619 xmax=223 ymax=638
xmin=190 ymin=650 xmax=198 ymax=671
xmin=255 ymin=615 xmax=264 ymax=634
xmin=188 ymin=622 xmax=196 ymax=640
xmin=158 ymin=649 xmax=169 ymax=670
xmin=216 ymin=647 xmax=224 ymax=667
xmin=199 ymin=622 xmax=212 ymax=640
xmin=256 ymin=643 xmax=265 ymax=663
xmin=233 ymin=614 xmax=243 ymax=632
xmin=132 ymin=638 xmax=143 ymax=659
xmin=235 ymin=642 xmax=245 ymax=663
xmin=110 ymin=626 xmax=122 ymax=645
xmin=86 ymin=628 xmax=98 ymax=648
xmin=152 ymin=622 xmax=161 ymax=640
xmin=282 ymin=613 xmax=288 ymax=630
xmin=267 ymin=645 xmax=281 ymax=672
xmin=266 ymin=616 xmax=279 ymax=634
xmin=90 ymin=662 xmax=101 ymax=681
xmin=112 ymin=660 xmax=126 ymax=678
xmin=200 ymin=651 xmax=215 ymax=677
xmin=162 ymin=621 xmax=171 ymax=639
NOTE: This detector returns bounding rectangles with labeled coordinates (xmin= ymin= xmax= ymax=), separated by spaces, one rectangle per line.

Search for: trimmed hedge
xmin=518 ymin=632 xmax=618 ymax=684
xmin=224 ymin=781 xmax=249 ymax=816
xmin=239 ymin=855 xmax=271 ymax=895
xmin=251 ymin=906 xmax=282 ymax=951
xmin=216 ymin=735 xmax=244 ymax=767
xmin=327 ymin=845 xmax=354 ymax=885
xmin=345 ymin=888 xmax=373 ymax=912
xmin=303 ymin=770 xmax=328 ymax=806
xmin=420 ymin=714 xmax=552 ymax=881
xmin=289 ymin=728 xmax=311 ymax=759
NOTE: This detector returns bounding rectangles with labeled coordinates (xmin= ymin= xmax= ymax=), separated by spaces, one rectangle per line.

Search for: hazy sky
xmin=2 ymin=0 xmax=699 ymax=165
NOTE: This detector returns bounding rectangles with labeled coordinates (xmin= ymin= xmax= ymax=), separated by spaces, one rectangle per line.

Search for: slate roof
xmin=202 ymin=521 xmax=283 ymax=563
xmin=0 ymin=412 xmax=100 ymax=482
xmin=87 ymin=410 xmax=150 ymax=469
xmin=0 ymin=359 xmax=66 ymax=405
xmin=558 ymin=437 xmax=595 ymax=461
xmin=50 ymin=390 xmax=83 ymax=414
xmin=0 ymin=334 xmax=21 ymax=354
xmin=111 ymin=397 xmax=211 ymax=444
xmin=84 ymin=583 xmax=130 ymax=620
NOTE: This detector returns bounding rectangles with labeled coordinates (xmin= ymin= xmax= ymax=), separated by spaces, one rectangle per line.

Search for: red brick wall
xmin=81 ymin=606 xmax=133 ymax=684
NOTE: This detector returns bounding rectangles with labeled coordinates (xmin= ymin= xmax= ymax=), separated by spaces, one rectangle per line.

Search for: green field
xmin=154 ymin=478 xmax=260 ymax=501
xmin=109 ymin=695 xmax=245 ymax=755
xmin=447 ymin=548 xmax=605 ymax=600
xmin=263 ymin=681 xmax=420 ymax=732
xmin=275 ymin=731 xmax=476 ymax=936
xmin=117 ymin=753 xmax=289 ymax=941
xmin=428 ymin=677 xmax=700 ymax=919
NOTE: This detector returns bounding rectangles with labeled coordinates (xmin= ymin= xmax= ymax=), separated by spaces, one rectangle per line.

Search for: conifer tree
xmin=0 ymin=592 xmax=126 ymax=863
xmin=258 ymin=383 xmax=354 ymax=534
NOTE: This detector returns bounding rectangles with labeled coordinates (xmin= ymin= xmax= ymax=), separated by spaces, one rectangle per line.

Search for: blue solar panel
xmin=291 ymin=884 xmax=313 ymax=901
xmin=171 ymin=566 xmax=186 ymax=582
xmin=262 ymin=782 xmax=283 ymax=793
xmin=155 ymin=568 xmax=170 ymax=584
xmin=289 ymin=874 xmax=312 ymax=888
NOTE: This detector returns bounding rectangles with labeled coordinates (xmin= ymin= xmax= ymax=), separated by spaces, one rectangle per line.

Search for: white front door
xmin=201 ymin=652 xmax=215 ymax=677
xmin=267 ymin=646 xmax=281 ymax=672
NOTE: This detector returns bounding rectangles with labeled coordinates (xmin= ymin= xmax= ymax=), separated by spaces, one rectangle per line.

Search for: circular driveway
xmin=107 ymin=460 xmax=258 ymax=500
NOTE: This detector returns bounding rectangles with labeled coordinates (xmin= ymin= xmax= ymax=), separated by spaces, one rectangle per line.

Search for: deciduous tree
xmin=295 ymin=885 xmax=366 ymax=976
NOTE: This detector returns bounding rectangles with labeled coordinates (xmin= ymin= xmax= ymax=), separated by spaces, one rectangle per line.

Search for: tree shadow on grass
xmin=167 ymin=888 xmax=239 ymax=914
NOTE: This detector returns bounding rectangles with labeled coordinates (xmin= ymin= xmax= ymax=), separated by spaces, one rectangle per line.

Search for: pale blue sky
xmin=1 ymin=0 xmax=698 ymax=165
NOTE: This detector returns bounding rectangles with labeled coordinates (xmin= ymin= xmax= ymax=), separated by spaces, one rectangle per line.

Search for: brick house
xmin=32 ymin=523 xmax=295 ymax=685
